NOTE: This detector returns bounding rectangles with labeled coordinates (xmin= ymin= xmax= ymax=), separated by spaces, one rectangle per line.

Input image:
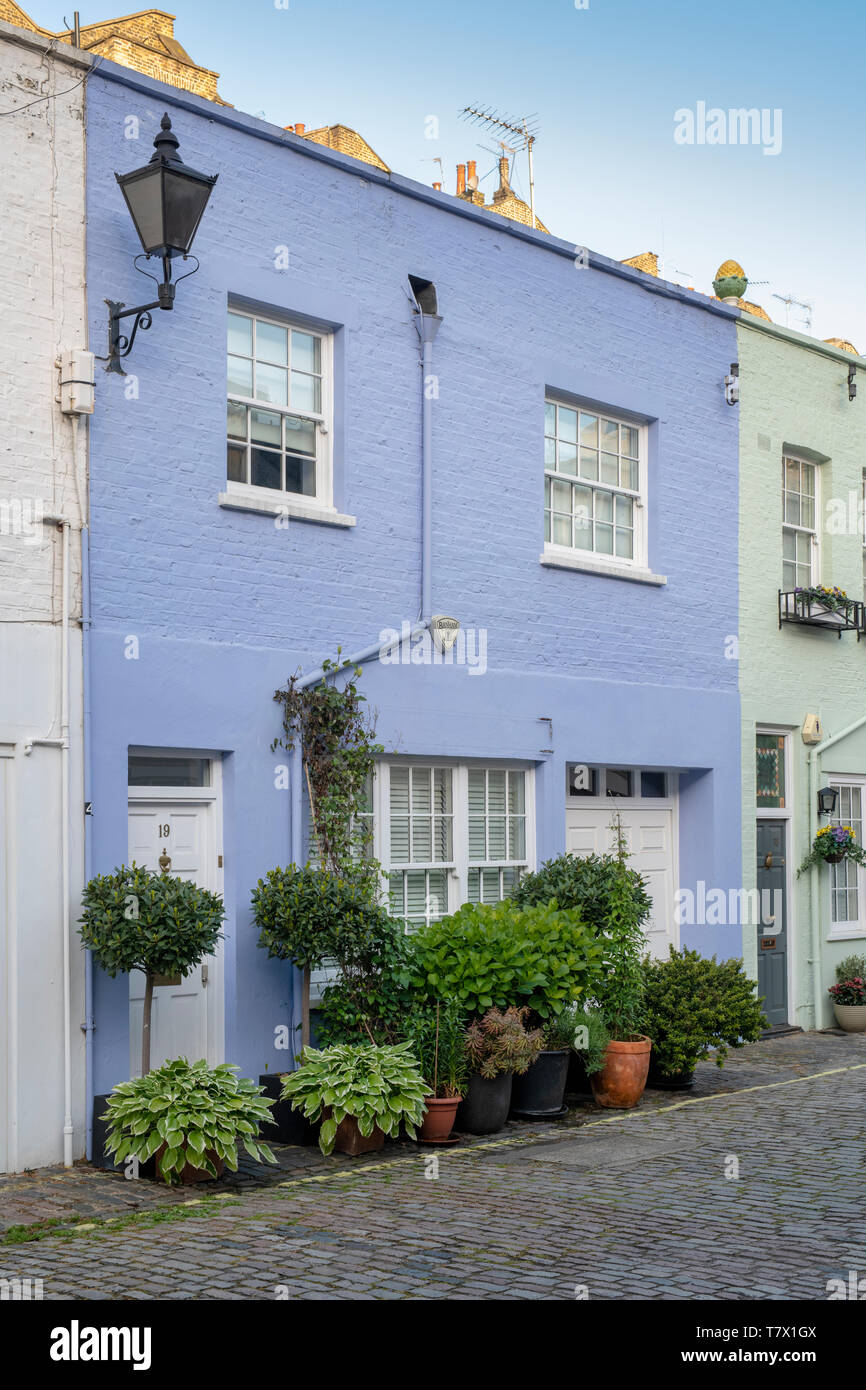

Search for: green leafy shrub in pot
xmin=464 ymin=1007 xmax=544 ymax=1079
xmin=79 ymin=866 xmax=225 ymax=1074
xmin=252 ymin=865 xmax=395 ymax=1046
xmin=407 ymin=901 xmax=605 ymax=1019
xmin=103 ymin=1058 xmax=277 ymax=1184
xmin=641 ymin=947 xmax=767 ymax=1078
xmin=316 ymin=915 xmax=417 ymax=1046
xmin=280 ymin=1042 xmax=428 ymax=1155
xmin=511 ymin=850 xmax=652 ymax=937
xmin=403 ymin=1002 xmax=468 ymax=1097
xmin=511 ymin=823 xmax=652 ymax=1041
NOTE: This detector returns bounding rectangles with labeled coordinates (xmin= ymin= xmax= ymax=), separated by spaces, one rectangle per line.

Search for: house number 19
xmin=158 ymin=824 xmax=170 ymax=837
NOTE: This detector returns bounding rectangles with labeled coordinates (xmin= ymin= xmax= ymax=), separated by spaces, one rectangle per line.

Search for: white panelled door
xmin=127 ymin=800 xmax=218 ymax=1076
xmin=564 ymin=806 xmax=677 ymax=958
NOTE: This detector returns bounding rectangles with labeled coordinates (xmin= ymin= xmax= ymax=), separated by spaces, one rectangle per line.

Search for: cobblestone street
xmin=2 ymin=1031 xmax=864 ymax=1301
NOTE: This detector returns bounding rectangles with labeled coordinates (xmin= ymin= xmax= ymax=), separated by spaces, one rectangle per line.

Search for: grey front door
xmin=756 ymin=820 xmax=788 ymax=1026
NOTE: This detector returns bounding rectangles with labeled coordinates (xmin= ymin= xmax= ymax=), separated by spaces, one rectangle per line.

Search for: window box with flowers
xmin=779 ymin=585 xmax=865 ymax=638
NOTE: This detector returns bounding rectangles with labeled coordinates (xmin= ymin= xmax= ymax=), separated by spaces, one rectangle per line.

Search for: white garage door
xmin=564 ymin=806 xmax=677 ymax=958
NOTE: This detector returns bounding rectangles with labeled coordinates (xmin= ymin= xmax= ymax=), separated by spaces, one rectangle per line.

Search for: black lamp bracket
xmin=99 ymin=252 xmax=200 ymax=375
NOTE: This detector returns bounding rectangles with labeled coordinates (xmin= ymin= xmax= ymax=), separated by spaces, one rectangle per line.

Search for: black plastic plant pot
xmin=91 ymin=1093 xmax=155 ymax=1177
xmin=646 ymin=1057 xmax=695 ymax=1091
xmin=258 ymin=1074 xmax=320 ymax=1146
xmin=455 ymin=1071 xmax=513 ymax=1134
xmin=510 ymin=1050 xmax=570 ymax=1117
xmin=567 ymin=1051 xmax=593 ymax=1095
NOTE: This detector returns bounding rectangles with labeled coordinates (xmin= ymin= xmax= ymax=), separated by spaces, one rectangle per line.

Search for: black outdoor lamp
xmin=818 ymin=786 xmax=839 ymax=817
xmin=102 ymin=114 xmax=218 ymax=374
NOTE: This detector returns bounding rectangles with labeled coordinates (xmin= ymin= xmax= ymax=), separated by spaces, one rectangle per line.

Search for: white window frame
xmin=827 ymin=775 xmax=866 ymax=942
xmin=225 ymin=306 xmax=335 ymax=515
xmin=782 ymin=452 xmax=819 ymax=591
xmin=374 ymin=759 xmax=536 ymax=927
xmin=543 ymin=396 xmax=649 ymax=575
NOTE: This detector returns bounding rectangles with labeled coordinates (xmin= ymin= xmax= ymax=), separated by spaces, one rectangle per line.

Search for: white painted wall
xmin=0 ymin=21 xmax=88 ymax=1171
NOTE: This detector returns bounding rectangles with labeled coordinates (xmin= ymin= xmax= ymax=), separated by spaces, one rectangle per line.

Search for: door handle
xmin=764 ymin=853 xmax=772 ymax=868
xmin=201 ymin=964 xmax=209 ymax=987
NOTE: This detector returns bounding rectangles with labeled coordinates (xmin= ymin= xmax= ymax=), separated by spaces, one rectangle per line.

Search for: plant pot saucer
xmin=510 ymin=1104 xmax=569 ymax=1120
xmin=415 ymin=1132 xmax=462 ymax=1145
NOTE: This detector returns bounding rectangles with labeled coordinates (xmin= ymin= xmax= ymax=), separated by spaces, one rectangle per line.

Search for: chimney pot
xmin=456 ymin=163 xmax=466 ymax=195
xmin=433 ymin=181 xmax=442 ymax=191
xmin=295 ymin=123 xmax=306 ymax=136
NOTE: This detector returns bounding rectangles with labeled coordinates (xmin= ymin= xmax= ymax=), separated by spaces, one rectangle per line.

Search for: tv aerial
xmin=460 ymin=105 xmax=541 ymax=228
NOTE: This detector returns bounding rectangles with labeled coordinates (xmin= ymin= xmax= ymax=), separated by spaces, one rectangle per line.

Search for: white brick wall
xmin=0 ymin=23 xmax=88 ymax=1172
xmin=0 ymin=22 xmax=87 ymax=621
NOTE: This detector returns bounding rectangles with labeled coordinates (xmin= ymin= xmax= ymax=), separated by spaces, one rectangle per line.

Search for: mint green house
xmin=733 ymin=273 xmax=866 ymax=1029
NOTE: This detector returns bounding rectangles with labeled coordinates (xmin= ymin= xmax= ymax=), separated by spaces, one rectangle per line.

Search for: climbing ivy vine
xmin=273 ymin=654 xmax=383 ymax=893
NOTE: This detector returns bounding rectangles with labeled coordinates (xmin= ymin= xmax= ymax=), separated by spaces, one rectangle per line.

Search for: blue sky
xmin=28 ymin=0 xmax=866 ymax=346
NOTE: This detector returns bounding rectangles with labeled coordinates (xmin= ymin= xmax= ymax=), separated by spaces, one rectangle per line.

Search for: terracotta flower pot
xmin=833 ymin=1002 xmax=866 ymax=1033
xmin=590 ymin=1036 xmax=651 ymax=1109
xmin=419 ymin=1095 xmax=462 ymax=1141
xmin=154 ymin=1143 xmax=225 ymax=1184
xmin=328 ymin=1112 xmax=385 ymax=1156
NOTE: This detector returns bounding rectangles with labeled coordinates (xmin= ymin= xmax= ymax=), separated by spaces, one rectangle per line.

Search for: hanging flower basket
xmin=798 ymin=824 xmax=866 ymax=875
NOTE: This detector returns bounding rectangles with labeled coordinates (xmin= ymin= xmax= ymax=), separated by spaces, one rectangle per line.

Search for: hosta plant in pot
xmin=280 ymin=1042 xmax=427 ymax=1156
xmin=459 ymin=1007 xmax=543 ymax=1134
xmin=511 ymin=1006 xmax=579 ymax=1118
xmin=102 ymin=1058 xmax=277 ymax=1184
xmin=829 ymin=955 xmax=866 ymax=1032
xmin=641 ymin=948 xmax=766 ymax=1088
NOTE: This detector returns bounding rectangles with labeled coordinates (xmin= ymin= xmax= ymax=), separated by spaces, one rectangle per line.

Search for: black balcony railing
xmin=778 ymin=589 xmax=865 ymax=639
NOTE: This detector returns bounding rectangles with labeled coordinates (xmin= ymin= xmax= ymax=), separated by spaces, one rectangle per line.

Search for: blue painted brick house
xmin=84 ymin=60 xmax=742 ymax=1104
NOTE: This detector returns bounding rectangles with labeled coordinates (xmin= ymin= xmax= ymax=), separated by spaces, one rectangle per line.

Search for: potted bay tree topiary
xmin=79 ymin=862 xmax=226 ymax=1172
xmin=79 ymin=863 xmax=225 ymax=1078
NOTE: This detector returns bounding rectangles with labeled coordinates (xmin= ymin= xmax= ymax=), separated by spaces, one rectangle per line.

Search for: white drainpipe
xmin=807 ymin=712 xmax=866 ymax=1029
xmin=286 ymin=287 xmax=442 ymax=1040
xmin=24 ymin=512 xmax=74 ymax=1166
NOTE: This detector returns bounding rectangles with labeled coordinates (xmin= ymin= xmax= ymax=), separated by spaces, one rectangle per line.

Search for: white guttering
xmin=807 ymin=713 xmax=866 ymax=1027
